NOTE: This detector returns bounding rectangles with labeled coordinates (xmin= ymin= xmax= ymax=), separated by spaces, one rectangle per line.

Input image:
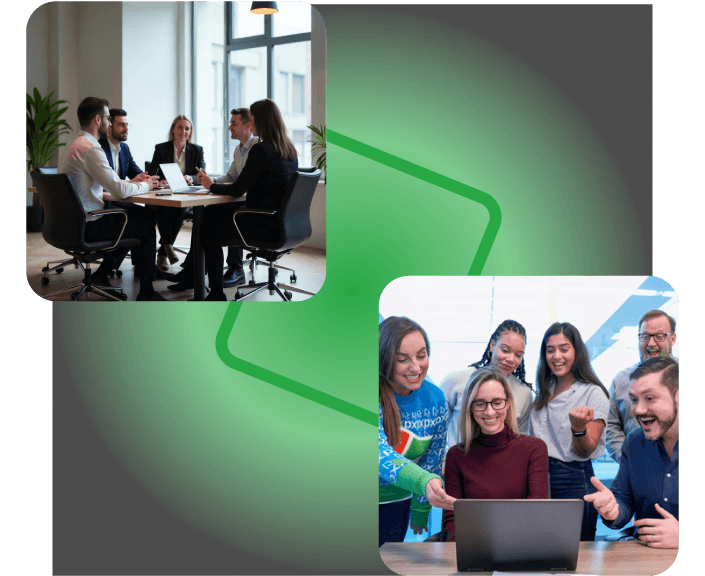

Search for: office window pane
xmin=228 ymin=47 xmax=267 ymax=160
xmin=272 ymin=2 xmax=311 ymax=37
xmin=231 ymin=1 xmax=264 ymax=38
xmin=194 ymin=2 xmax=226 ymax=174
xmin=273 ymin=42 xmax=311 ymax=166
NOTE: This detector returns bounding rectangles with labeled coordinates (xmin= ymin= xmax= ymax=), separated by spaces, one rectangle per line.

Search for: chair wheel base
xmin=290 ymin=274 xmax=296 ymax=283
xmin=284 ymin=291 xmax=293 ymax=301
xmin=41 ymin=277 xmax=50 ymax=286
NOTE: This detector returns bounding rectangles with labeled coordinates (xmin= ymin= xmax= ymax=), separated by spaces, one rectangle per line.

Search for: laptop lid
xmin=159 ymin=163 xmax=203 ymax=193
xmin=454 ymin=499 xmax=583 ymax=572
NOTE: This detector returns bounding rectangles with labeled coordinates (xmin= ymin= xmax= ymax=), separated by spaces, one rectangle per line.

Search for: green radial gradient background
xmin=53 ymin=4 xmax=652 ymax=575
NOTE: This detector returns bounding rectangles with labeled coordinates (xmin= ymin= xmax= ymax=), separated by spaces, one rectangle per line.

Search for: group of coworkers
xmin=378 ymin=310 xmax=679 ymax=551
xmin=58 ymin=96 xmax=300 ymax=300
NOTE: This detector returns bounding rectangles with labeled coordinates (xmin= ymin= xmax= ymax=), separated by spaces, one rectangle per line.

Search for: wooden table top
xmin=105 ymin=190 xmax=237 ymax=207
xmin=379 ymin=541 xmax=678 ymax=575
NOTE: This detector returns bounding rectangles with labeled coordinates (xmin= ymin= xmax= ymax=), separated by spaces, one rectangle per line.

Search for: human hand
xmin=196 ymin=168 xmax=208 ymax=183
xmin=159 ymin=179 xmax=168 ymax=187
xmin=132 ymin=172 xmax=150 ymax=183
xmin=569 ymin=405 xmax=594 ymax=432
xmin=185 ymin=175 xmax=193 ymax=185
xmin=410 ymin=523 xmax=428 ymax=535
xmin=197 ymin=167 xmax=214 ymax=190
xmin=634 ymin=504 xmax=679 ymax=549
xmin=145 ymin=177 xmax=157 ymax=191
xmin=583 ymin=476 xmax=619 ymax=522
xmin=425 ymin=478 xmax=456 ymax=511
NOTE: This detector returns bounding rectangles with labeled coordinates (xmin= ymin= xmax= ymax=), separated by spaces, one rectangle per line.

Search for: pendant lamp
xmin=250 ymin=1 xmax=278 ymax=15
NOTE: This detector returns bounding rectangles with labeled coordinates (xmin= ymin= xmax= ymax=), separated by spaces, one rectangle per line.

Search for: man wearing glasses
xmin=605 ymin=310 xmax=677 ymax=461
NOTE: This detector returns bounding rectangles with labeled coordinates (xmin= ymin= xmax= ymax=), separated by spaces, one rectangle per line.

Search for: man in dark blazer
xmin=99 ymin=108 xmax=145 ymax=180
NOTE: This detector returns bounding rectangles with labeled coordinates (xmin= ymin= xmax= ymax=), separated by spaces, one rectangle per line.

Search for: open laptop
xmin=454 ymin=499 xmax=583 ymax=572
xmin=155 ymin=162 xmax=207 ymax=195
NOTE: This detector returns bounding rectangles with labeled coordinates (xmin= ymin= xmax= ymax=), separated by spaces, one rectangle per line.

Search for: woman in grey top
xmin=529 ymin=322 xmax=610 ymax=541
xmin=441 ymin=320 xmax=534 ymax=451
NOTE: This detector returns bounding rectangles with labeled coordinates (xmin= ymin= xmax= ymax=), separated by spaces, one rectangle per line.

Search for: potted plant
xmin=26 ymin=88 xmax=72 ymax=231
xmin=307 ymin=123 xmax=326 ymax=181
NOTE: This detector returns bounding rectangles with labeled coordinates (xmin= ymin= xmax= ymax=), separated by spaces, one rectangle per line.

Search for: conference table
xmin=379 ymin=541 xmax=677 ymax=575
xmin=105 ymin=190 xmax=238 ymax=300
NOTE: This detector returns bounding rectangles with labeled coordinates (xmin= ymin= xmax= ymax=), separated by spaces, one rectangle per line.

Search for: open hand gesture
xmin=583 ymin=476 xmax=619 ymax=522
xmin=634 ymin=504 xmax=679 ymax=549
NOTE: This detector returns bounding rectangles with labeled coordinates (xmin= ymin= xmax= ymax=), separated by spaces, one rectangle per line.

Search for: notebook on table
xmin=453 ymin=499 xmax=583 ymax=572
xmin=156 ymin=163 xmax=207 ymax=195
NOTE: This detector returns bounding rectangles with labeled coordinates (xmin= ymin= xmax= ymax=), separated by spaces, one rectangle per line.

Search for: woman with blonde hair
xmin=149 ymin=115 xmax=205 ymax=271
xmin=442 ymin=367 xmax=548 ymax=541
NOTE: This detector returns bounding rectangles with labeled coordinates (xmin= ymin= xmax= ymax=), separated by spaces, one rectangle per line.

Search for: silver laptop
xmin=156 ymin=163 xmax=206 ymax=194
xmin=454 ymin=499 xmax=583 ymax=572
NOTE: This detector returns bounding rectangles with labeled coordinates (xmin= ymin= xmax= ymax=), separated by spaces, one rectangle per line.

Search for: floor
xmin=27 ymin=222 xmax=326 ymax=302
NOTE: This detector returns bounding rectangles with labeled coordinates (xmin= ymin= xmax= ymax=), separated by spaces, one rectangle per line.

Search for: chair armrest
xmin=86 ymin=209 xmax=129 ymax=251
xmin=232 ymin=208 xmax=277 ymax=249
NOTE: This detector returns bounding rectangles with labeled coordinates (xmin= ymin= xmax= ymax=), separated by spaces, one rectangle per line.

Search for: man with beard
xmin=584 ymin=356 xmax=679 ymax=549
xmin=606 ymin=310 xmax=677 ymax=461
xmin=98 ymin=108 xmax=144 ymax=180
xmin=58 ymin=97 xmax=167 ymax=300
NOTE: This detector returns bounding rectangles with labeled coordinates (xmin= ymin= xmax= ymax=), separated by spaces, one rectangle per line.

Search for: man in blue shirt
xmin=584 ymin=356 xmax=678 ymax=548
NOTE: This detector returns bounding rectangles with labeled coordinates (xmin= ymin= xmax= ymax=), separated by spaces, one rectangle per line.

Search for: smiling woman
xmin=378 ymin=316 xmax=454 ymax=547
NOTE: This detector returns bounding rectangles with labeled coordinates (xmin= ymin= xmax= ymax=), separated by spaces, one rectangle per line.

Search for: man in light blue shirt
xmin=585 ymin=356 xmax=678 ymax=549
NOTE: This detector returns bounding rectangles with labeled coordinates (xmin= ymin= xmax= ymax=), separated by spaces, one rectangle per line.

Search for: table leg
xmin=192 ymin=206 xmax=206 ymax=301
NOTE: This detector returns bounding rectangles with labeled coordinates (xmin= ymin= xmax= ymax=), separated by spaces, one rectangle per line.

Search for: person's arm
xmin=569 ymin=406 xmax=605 ymax=457
xmin=208 ymin=144 xmax=266 ymax=196
xmin=527 ymin=438 xmax=549 ymax=498
xmin=605 ymin=376 xmax=626 ymax=462
xmin=187 ymin=145 xmax=206 ymax=181
xmin=410 ymin=400 xmax=450 ymax=529
xmin=83 ymin=147 xmax=150 ymax=199
xmin=585 ymin=439 xmax=635 ymax=530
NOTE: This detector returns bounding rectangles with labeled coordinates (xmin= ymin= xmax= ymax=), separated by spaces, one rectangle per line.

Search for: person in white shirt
xmin=58 ymin=97 xmax=168 ymax=301
xmin=168 ymin=108 xmax=259 ymax=292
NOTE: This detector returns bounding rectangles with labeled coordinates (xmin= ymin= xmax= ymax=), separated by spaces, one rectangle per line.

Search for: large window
xmin=226 ymin=2 xmax=313 ymax=167
xmin=194 ymin=2 xmax=316 ymax=175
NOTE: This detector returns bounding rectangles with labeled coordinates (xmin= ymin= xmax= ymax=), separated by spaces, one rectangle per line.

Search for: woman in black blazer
xmin=197 ymin=99 xmax=298 ymax=300
xmin=149 ymin=115 xmax=205 ymax=270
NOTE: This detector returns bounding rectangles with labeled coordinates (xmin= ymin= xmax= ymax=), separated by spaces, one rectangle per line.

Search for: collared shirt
xmin=174 ymin=144 xmax=187 ymax=174
xmin=216 ymin=135 xmax=260 ymax=183
xmin=58 ymin=130 xmax=148 ymax=221
xmin=108 ymin=138 xmax=121 ymax=177
xmin=608 ymin=427 xmax=678 ymax=529
xmin=529 ymin=380 xmax=609 ymax=462
xmin=606 ymin=355 xmax=678 ymax=462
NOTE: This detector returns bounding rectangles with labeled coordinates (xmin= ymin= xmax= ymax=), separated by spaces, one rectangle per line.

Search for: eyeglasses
xmin=638 ymin=332 xmax=673 ymax=342
xmin=471 ymin=398 xmax=507 ymax=411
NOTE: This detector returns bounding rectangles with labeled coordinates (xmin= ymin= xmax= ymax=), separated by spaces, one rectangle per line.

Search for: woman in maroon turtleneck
xmin=442 ymin=367 xmax=548 ymax=542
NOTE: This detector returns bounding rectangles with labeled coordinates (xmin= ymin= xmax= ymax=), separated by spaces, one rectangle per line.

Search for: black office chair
xmin=36 ymin=167 xmax=80 ymax=285
xmin=224 ymin=168 xmax=321 ymax=302
xmin=31 ymin=172 xmax=142 ymax=301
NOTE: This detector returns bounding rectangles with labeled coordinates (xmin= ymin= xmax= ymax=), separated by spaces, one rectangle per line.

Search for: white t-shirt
xmin=529 ymin=380 xmax=609 ymax=462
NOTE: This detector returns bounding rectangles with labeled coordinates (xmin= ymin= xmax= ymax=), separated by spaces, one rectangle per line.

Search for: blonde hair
xmin=458 ymin=367 xmax=518 ymax=453
xmin=168 ymin=115 xmax=194 ymax=143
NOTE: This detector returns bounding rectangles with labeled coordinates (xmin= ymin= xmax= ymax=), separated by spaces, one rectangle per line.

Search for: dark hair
xmin=471 ymin=319 xmax=530 ymax=387
xmin=230 ymin=107 xmax=252 ymax=123
xmin=534 ymin=322 xmax=609 ymax=411
xmin=379 ymin=316 xmax=430 ymax=447
xmin=109 ymin=108 xmax=127 ymax=122
xmin=77 ymin=97 xmax=109 ymax=128
xmin=639 ymin=309 xmax=676 ymax=333
xmin=249 ymin=99 xmax=297 ymax=160
xmin=630 ymin=356 xmax=679 ymax=397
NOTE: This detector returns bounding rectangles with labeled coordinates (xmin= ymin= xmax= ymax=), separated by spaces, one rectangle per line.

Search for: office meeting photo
xmin=26 ymin=1 xmax=326 ymax=302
